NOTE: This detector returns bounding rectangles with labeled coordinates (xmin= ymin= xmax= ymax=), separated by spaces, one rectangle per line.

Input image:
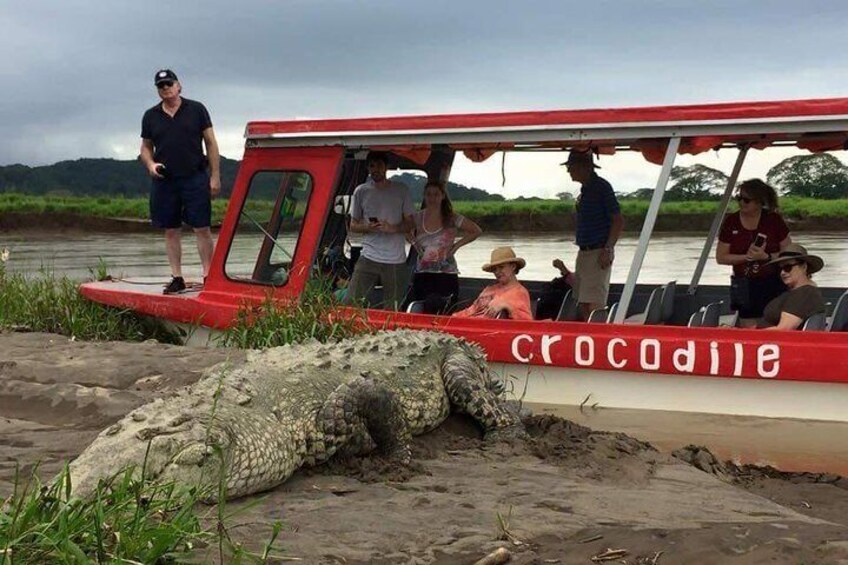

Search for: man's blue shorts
xmin=150 ymin=171 xmax=212 ymax=229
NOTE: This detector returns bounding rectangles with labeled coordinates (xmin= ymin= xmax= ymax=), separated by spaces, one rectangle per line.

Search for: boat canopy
xmin=244 ymin=97 xmax=848 ymax=323
xmin=245 ymin=97 xmax=848 ymax=165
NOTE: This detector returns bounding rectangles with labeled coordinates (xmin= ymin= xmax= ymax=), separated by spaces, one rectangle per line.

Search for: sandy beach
xmin=1 ymin=330 xmax=846 ymax=564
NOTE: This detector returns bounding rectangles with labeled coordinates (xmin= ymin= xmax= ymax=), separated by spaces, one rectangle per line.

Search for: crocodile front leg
xmin=318 ymin=376 xmax=412 ymax=464
xmin=442 ymin=345 xmax=523 ymax=436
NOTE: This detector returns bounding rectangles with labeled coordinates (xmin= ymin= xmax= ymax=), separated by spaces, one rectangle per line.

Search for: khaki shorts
xmin=574 ymin=248 xmax=611 ymax=306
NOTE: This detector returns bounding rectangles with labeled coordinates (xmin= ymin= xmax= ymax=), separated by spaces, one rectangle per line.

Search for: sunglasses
xmin=735 ymin=195 xmax=753 ymax=204
xmin=780 ymin=262 xmax=803 ymax=273
xmin=157 ymin=81 xmax=174 ymax=89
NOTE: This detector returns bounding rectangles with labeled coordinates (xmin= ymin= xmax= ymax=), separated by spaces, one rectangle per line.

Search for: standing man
xmin=562 ymin=149 xmax=623 ymax=320
xmin=140 ymin=69 xmax=221 ymax=294
xmin=345 ymin=151 xmax=415 ymax=311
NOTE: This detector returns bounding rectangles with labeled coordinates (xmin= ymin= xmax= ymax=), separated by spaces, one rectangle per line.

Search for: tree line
xmin=2 ymin=153 xmax=846 ymax=202
xmin=619 ymin=154 xmax=848 ymax=201
xmin=0 ymin=160 xmax=503 ymax=202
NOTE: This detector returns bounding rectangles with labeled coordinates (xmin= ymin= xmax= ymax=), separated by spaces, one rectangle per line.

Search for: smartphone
xmin=753 ymin=233 xmax=767 ymax=248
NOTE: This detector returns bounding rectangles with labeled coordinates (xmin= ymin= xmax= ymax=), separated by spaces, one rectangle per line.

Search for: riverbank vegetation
xmin=3 ymin=192 xmax=848 ymax=225
xmin=0 ymin=259 xmax=179 ymax=343
xmin=1 ymin=459 xmax=285 ymax=563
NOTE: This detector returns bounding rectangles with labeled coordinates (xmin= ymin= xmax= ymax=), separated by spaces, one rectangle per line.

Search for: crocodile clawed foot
xmin=484 ymin=424 xmax=528 ymax=445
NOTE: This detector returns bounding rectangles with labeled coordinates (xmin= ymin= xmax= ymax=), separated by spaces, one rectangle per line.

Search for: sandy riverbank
xmin=1 ymin=331 xmax=847 ymax=564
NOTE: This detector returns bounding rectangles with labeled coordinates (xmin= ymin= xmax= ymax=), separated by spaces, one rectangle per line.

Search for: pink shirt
xmin=452 ymin=281 xmax=533 ymax=321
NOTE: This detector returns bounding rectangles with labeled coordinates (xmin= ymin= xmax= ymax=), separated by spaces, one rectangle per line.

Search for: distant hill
xmin=0 ymin=157 xmax=240 ymax=197
xmin=389 ymin=172 xmax=504 ymax=202
xmin=0 ymin=158 xmax=505 ymax=201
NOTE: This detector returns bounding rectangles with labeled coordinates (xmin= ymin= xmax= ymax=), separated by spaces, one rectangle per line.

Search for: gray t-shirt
xmin=350 ymin=179 xmax=414 ymax=264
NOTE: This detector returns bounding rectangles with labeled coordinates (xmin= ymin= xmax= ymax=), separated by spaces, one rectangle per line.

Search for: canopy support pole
xmin=613 ymin=137 xmax=681 ymax=323
xmin=687 ymin=146 xmax=749 ymax=295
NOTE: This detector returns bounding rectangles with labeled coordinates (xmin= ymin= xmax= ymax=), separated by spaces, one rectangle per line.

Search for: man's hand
xmin=598 ymin=247 xmax=614 ymax=270
xmin=209 ymin=174 xmax=221 ymax=197
xmin=148 ymin=162 xmax=166 ymax=179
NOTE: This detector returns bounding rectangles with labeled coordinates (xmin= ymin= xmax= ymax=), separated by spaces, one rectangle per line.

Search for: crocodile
xmin=68 ymin=330 xmax=521 ymax=501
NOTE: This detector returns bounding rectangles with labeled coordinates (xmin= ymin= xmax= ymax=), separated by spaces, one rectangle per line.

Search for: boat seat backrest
xmin=406 ymin=300 xmax=425 ymax=314
xmin=801 ymin=312 xmax=827 ymax=331
xmin=701 ymin=301 xmax=723 ymax=327
xmin=588 ymin=306 xmax=610 ymax=323
xmin=687 ymin=309 xmax=704 ymax=328
xmin=660 ymin=280 xmax=677 ymax=323
xmin=606 ymin=302 xmax=619 ymax=323
xmin=556 ymin=289 xmax=580 ymax=321
xmin=828 ymin=290 xmax=848 ymax=331
xmin=643 ymin=287 xmax=664 ymax=325
xmin=531 ymin=297 xmax=540 ymax=319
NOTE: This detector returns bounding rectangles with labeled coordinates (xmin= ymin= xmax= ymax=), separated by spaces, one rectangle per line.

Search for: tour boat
xmin=80 ymin=97 xmax=848 ymax=423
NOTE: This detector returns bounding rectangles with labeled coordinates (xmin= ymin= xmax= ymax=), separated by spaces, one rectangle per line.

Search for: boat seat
xmin=625 ymin=286 xmax=663 ymax=325
xmin=495 ymin=309 xmax=509 ymax=319
xmin=406 ymin=300 xmax=425 ymax=314
xmin=687 ymin=309 xmax=704 ymax=328
xmin=587 ymin=306 xmax=610 ymax=323
xmin=801 ymin=312 xmax=827 ymax=331
xmin=556 ymin=289 xmax=580 ymax=321
xmin=530 ymin=297 xmax=540 ymax=319
xmin=828 ymin=290 xmax=848 ymax=331
xmin=659 ymin=280 xmax=677 ymax=323
xmin=700 ymin=301 xmax=724 ymax=327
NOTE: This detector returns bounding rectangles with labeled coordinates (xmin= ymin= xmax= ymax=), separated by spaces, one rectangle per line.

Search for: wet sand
xmin=1 ymin=331 xmax=847 ymax=564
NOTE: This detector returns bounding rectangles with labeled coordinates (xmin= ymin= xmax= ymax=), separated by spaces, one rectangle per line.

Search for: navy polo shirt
xmin=141 ymin=98 xmax=212 ymax=178
xmin=575 ymin=174 xmax=620 ymax=247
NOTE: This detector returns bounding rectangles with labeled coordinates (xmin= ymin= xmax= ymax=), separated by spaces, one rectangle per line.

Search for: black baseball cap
xmin=154 ymin=69 xmax=178 ymax=86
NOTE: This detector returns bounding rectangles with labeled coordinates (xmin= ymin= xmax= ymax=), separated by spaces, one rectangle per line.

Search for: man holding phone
xmin=345 ymin=151 xmax=415 ymax=311
xmin=140 ymin=69 xmax=221 ymax=294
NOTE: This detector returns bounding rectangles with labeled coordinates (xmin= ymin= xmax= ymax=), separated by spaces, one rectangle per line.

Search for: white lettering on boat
xmin=673 ymin=340 xmax=695 ymax=373
xmin=509 ymin=334 xmax=782 ymax=378
xmin=607 ymin=338 xmax=627 ymax=369
xmin=757 ymin=344 xmax=780 ymax=378
xmin=640 ymin=339 xmax=661 ymax=371
xmin=511 ymin=334 xmax=533 ymax=363
xmin=575 ymin=336 xmax=594 ymax=366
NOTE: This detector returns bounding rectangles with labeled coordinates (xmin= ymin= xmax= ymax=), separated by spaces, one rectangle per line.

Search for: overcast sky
xmin=3 ymin=0 xmax=848 ymax=197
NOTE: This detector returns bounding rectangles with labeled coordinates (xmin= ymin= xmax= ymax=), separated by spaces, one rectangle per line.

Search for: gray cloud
xmin=2 ymin=0 xmax=848 ymax=165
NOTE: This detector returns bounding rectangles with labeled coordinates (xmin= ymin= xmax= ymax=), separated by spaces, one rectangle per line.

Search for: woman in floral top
xmin=408 ymin=180 xmax=482 ymax=313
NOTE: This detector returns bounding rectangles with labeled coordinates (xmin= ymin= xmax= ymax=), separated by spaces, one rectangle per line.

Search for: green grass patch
xmin=0 ymin=262 xmax=179 ymax=343
xmin=218 ymin=280 xmax=371 ymax=349
xmin=1 ymin=461 xmax=287 ymax=564
xmin=3 ymin=193 xmax=848 ymax=225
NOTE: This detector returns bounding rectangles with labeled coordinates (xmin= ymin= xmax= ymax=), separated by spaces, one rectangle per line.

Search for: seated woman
xmin=452 ymin=247 xmax=533 ymax=321
xmin=757 ymin=244 xmax=826 ymax=330
xmin=407 ymin=180 xmax=482 ymax=313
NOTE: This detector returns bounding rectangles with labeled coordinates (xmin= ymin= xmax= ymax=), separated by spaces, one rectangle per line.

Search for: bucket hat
xmin=765 ymin=243 xmax=824 ymax=274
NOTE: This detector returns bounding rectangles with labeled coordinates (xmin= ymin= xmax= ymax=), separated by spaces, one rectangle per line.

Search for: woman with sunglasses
xmin=758 ymin=244 xmax=826 ymax=330
xmin=716 ymin=179 xmax=792 ymax=327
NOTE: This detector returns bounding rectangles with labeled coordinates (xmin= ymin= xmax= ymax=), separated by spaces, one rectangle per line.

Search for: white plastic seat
xmin=801 ymin=312 xmax=827 ymax=331
xmin=406 ymin=300 xmax=425 ymax=314
xmin=556 ymin=289 xmax=580 ymax=321
xmin=827 ymin=290 xmax=848 ymax=331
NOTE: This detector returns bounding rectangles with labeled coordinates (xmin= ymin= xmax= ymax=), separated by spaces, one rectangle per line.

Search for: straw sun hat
xmin=482 ymin=247 xmax=526 ymax=272
xmin=765 ymin=243 xmax=824 ymax=275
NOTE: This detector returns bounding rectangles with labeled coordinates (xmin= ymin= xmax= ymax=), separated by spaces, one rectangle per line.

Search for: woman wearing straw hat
xmin=758 ymin=243 xmax=826 ymax=330
xmin=452 ymin=247 xmax=533 ymax=321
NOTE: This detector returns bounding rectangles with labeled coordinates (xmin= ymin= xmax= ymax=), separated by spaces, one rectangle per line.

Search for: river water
xmin=2 ymin=231 xmax=848 ymax=286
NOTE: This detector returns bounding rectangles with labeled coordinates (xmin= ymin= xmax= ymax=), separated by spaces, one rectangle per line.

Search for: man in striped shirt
xmin=562 ymin=150 xmax=624 ymax=321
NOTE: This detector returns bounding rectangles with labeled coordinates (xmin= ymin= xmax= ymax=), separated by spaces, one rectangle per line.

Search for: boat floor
xmin=94 ymin=276 xmax=205 ymax=296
